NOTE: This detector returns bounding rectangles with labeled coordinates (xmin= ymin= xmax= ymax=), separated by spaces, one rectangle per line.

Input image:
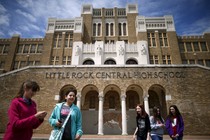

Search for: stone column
xmin=98 ymin=94 xmax=104 ymax=135
xmin=121 ymin=94 xmax=128 ymax=135
xmin=144 ymin=94 xmax=150 ymax=116
xmin=76 ymin=92 xmax=81 ymax=110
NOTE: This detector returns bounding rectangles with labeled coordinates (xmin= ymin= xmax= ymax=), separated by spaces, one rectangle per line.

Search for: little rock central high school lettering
xmin=45 ymin=71 xmax=185 ymax=79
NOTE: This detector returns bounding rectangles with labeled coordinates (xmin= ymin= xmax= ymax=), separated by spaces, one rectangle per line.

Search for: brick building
xmin=0 ymin=4 xmax=210 ymax=135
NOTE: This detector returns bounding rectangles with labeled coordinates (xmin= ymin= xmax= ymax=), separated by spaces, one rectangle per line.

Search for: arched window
xmin=83 ymin=60 xmax=94 ymax=65
xmin=126 ymin=59 xmax=138 ymax=64
xmin=104 ymin=59 xmax=116 ymax=65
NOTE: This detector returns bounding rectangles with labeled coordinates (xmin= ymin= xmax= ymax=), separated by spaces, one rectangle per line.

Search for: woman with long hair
xmin=133 ymin=104 xmax=151 ymax=140
xmin=165 ymin=105 xmax=184 ymax=140
xmin=3 ymin=80 xmax=47 ymax=140
xmin=49 ymin=89 xmax=83 ymax=140
xmin=150 ymin=106 xmax=165 ymax=140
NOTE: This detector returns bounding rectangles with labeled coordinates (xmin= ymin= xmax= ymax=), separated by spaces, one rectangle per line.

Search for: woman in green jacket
xmin=49 ymin=89 xmax=83 ymax=140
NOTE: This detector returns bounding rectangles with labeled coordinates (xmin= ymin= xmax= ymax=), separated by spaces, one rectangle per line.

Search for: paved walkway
xmin=1 ymin=133 xmax=210 ymax=140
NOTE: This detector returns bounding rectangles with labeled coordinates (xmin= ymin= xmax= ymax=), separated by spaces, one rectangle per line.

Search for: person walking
xmin=49 ymin=89 xmax=83 ymax=140
xmin=165 ymin=105 xmax=184 ymax=140
xmin=3 ymin=80 xmax=47 ymax=140
xmin=133 ymin=104 xmax=151 ymax=140
xmin=150 ymin=106 xmax=165 ymax=140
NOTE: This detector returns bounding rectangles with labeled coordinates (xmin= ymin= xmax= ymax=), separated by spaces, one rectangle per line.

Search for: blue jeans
xmin=150 ymin=135 xmax=163 ymax=140
xmin=137 ymin=135 xmax=147 ymax=140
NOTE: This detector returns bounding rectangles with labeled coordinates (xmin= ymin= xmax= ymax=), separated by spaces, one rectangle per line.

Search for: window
xmin=106 ymin=23 xmax=114 ymax=36
xmin=0 ymin=44 xmax=9 ymax=54
xmin=123 ymin=23 xmax=127 ymax=36
xmin=118 ymin=23 xmax=122 ymax=36
xmin=179 ymin=42 xmax=185 ymax=52
xmin=104 ymin=59 xmax=116 ymax=65
xmin=51 ymin=56 xmax=59 ymax=65
xmin=189 ymin=59 xmax=195 ymax=64
xmin=186 ymin=42 xmax=192 ymax=52
xmin=182 ymin=60 xmax=188 ymax=64
xmin=63 ymin=56 xmax=71 ymax=65
xmin=53 ymin=33 xmax=62 ymax=48
xmin=23 ymin=44 xmax=30 ymax=53
xmin=93 ymin=23 xmax=96 ymax=36
xmin=193 ymin=42 xmax=200 ymax=52
xmin=37 ymin=44 xmax=43 ymax=53
xmin=150 ymin=55 xmax=159 ymax=64
xmin=65 ymin=32 xmax=73 ymax=48
xmin=0 ymin=61 xmax=5 ymax=68
xmin=30 ymin=44 xmax=36 ymax=53
xmin=162 ymin=55 xmax=171 ymax=64
xmin=197 ymin=59 xmax=204 ymax=65
xmin=200 ymin=42 xmax=207 ymax=51
xmin=83 ymin=60 xmax=94 ymax=65
xmin=147 ymin=33 xmax=156 ymax=47
xmin=205 ymin=59 xmax=210 ymax=67
xmin=159 ymin=33 xmax=168 ymax=47
xmin=13 ymin=61 xmax=19 ymax=70
xmin=126 ymin=59 xmax=138 ymax=64
xmin=89 ymin=95 xmax=96 ymax=109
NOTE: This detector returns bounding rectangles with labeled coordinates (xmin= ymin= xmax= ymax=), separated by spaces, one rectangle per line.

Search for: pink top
xmin=3 ymin=97 xmax=43 ymax=140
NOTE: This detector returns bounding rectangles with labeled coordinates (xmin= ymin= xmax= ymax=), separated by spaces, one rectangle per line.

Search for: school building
xmin=0 ymin=4 xmax=210 ymax=135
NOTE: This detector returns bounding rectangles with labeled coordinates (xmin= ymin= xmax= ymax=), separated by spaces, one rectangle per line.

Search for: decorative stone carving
xmin=140 ymin=44 xmax=146 ymax=55
xmin=96 ymin=46 xmax=102 ymax=55
xmin=75 ymin=46 xmax=80 ymax=56
xmin=118 ymin=45 xmax=124 ymax=55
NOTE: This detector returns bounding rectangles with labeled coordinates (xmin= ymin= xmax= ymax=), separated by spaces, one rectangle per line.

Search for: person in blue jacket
xmin=165 ymin=105 xmax=184 ymax=140
xmin=49 ymin=89 xmax=83 ymax=140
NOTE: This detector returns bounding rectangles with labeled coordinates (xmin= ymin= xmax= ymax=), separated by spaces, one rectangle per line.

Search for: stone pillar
xmin=98 ymin=94 xmax=104 ymax=135
xmin=121 ymin=94 xmax=128 ymax=135
xmin=76 ymin=92 xmax=81 ymax=110
xmin=144 ymin=94 xmax=150 ymax=116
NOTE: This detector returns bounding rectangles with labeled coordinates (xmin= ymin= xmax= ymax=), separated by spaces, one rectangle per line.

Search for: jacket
xmin=49 ymin=102 xmax=83 ymax=140
xmin=3 ymin=97 xmax=43 ymax=140
xmin=165 ymin=115 xmax=184 ymax=137
xmin=150 ymin=116 xmax=164 ymax=136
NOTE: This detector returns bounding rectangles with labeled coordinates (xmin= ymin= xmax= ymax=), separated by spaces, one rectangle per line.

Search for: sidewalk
xmin=1 ymin=133 xmax=210 ymax=140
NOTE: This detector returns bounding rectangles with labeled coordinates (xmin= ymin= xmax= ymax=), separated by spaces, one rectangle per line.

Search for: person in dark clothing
xmin=133 ymin=104 xmax=151 ymax=140
xmin=165 ymin=105 xmax=184 ymax=140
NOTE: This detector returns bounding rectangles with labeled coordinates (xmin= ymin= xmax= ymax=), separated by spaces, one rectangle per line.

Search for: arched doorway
xmin=103 ymin=85 xmax=121 ymax=135
xmin=81 ymin=85 xmax=99 ymax=134
xmin=126 ymin=85 xmax=143 ymax=134
xmin=148 ymin=84 xmax=167 ymax=119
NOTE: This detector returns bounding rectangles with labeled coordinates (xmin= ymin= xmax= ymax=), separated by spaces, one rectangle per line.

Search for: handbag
xmin=49 ymin=108 xmax=72 ymax=140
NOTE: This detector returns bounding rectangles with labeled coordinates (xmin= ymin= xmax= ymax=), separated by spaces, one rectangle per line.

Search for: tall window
xmin=93 ymin=23 xmax=101 ymax=36
xmin=106 ymin=23 xmax=114 ymax=36
xmin=147 ymin=33 xmax=156 ymax=47
xmin=193 ymin=42 xmax=200 ymax=52
xmin=186 ymin=42 xmax=192 ymax=52
xmin=65 ymin=32 xmax=73 ymax=48
xmin=200 ymin=42 xmax=207 ymax=51
xmin=179 ymin=42 xmax=185 ymax=52
xmin=159 ymin=33 xmax=168 ymax=47
xmin=53 ymin=33 xmax=62 ymax=48
xmin=0 ymin=44 xmax=9 ymax=54
xmin=30 ymin=44 xmax=36 ymax=53
xmin=23 ymin=44 xmax=30 ymax=53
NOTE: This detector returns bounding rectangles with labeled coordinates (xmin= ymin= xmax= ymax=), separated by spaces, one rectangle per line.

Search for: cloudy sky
xmin=0 ymin=0 xmax=210 ymax=38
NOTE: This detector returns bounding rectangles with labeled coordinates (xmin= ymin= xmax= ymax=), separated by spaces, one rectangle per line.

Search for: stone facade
xmin=0 ymin=65 xmax=210 ymax=135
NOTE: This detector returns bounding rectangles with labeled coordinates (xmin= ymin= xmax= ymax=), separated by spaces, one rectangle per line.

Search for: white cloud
xmin=16 ymin=9 xmax=37 ymax=22
xmin=0 ymin=4 xmax=10 ymax=26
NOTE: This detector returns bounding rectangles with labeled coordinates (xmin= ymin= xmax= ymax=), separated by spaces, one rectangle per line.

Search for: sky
xmin=0 ymin=0 xmax=210 ymax=38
